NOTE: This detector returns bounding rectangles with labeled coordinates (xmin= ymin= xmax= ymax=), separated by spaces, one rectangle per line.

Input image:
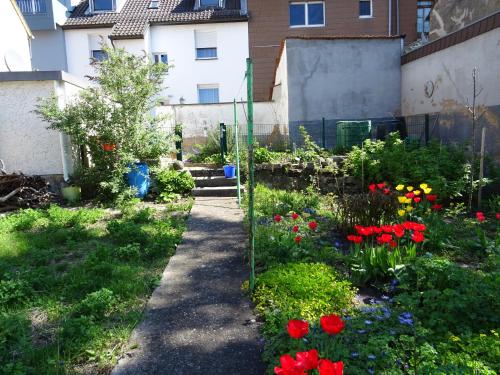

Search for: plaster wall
xmin=0 ymin=1 xmax=32 ymax=72
xmin=31 ymin=27 xmax=68 ymax=71
xmin=272 ymin=43 xmax=289 ymax=131
xmin=285 ymin=38 xmax=402 ymax=123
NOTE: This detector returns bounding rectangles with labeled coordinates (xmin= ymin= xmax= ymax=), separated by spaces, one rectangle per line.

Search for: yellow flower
xmin=405 ymin=198 xmax=413 ymax=204
xmin=450 ymin=335 xmax=461 ymax=342
xmin=406 ymin=206 xmax=413 ymax=212
xmin=398 ymin=196 xmax=406 ymax=204
xmin=419 ymin=183 xmax=428 ymax=190
xmin=407 ymin=186 xmax=414 ymax=192
xmin=398 ymin=209 xmax=406 ymax=217
xmin=424 ymin=188 xmax=432 ymax=194
xmin=414 ymin=190 xmax=421 ymax=196
xmin=396 ymin=184 xmax=405 ymax=191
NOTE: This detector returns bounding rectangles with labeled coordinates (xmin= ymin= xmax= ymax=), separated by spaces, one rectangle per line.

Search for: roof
xmin=9 ymin=0 xmax=34 ymax=39
xmin=63 ymin=0 xmax=248 ymax=39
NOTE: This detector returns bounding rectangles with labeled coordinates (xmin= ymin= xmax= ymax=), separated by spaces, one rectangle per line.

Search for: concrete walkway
xmin=112 ymin=197 xmax=264 ymax=375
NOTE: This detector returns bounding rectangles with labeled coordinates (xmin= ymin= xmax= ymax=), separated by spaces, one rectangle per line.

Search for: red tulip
xmin=296 ymin=349 xmax=319 ymax=371
xmin=389 ymin=240 xmax=397 ymax=248
xmin=320 ymin=314 xmax=345 ymax=335
xmin=274 ymin=215 xmax=282 ymax=223
xmin=318 ymin=359 xmax=344 ymax=375
xmin=368 ymin=184 xmax=377 ymax=192
xmin=403 ymin=221 xmax=426 ymax=232
xmin=414 ymin=197 xmax=421 ymax=203
xmin=355 ymin=225 xmax=373 ymax=236
xmin=377 ymin=183 xmax=386 ymax=189
xmin=377 ymin=233 xmax=393 ymax=245
xmin=393 ymin=224 xmax=405 ymax=238
xmin=371 ymin=226 xmax=383 ymax=234
xmin=292 ymin=225 xmax=299 ymax=233
xmin=291 ymin=212 xmax=299 ymax=220
xmin=405 ymin=192 xmax=415 ymax=199
xmin=286 ymin=320 xmax=309 ymax=339
xmin=383 ymin=188 xmax=391 ymax=195
xmin=381 ymin=225 xmax=394 ymax=233
xmin=476 ymin=212 xmax=485 ymax=222
xmin=347 ymin=235 xmax=363 ymax=244
xmin=426 ymin=194 xmax=437 ymax=202
xmin=274 ymin=354 xmax=307 ymax=375
xmin=412 ymin=231 xmax=425 ymax=243
xmin=294 ymin=235 xmax=302 ymax=244
xmin=496 ymin=213 xmax=500 ymax=220
xmin=308 ymin=221 xmax=318 ymax=231
xmin=431 ymin=204 xmax=443 ymax=211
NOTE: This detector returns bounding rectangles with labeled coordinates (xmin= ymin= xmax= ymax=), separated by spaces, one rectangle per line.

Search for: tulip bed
xmin=249 ymin=184 xmax=500 ymax=374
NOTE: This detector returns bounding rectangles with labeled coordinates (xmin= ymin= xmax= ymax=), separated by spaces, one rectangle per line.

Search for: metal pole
xmin=322 ymin=117 xmax=326 ymax=149
xmin=246 ymin=58 xmax=255 ymax=291
xmin=424 ymin=114 xmax=430 ymax=145
xmin=234 ymin=99 xmax=242 ymax=207
xmin=478 ymin=126 xmax=486 ymax=208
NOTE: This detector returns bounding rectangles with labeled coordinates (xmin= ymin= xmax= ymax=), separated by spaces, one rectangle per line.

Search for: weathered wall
xmin=285 ymin=38 xmax=402 ymax=123
xmin=430 ymin=0 xmax=500 ymax=40
xmin=0 ymin=71 xmax=85 ymax=177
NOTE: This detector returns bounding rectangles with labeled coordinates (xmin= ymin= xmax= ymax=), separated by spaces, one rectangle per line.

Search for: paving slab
xmin=112 ymin=197 xmax=264 ymax=375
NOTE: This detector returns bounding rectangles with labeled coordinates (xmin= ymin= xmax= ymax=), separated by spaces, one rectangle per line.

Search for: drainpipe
xmin=388 ymin=0 xmax=392 ymax=35
xmin=396 ymin=0 xmax=400 ymax=34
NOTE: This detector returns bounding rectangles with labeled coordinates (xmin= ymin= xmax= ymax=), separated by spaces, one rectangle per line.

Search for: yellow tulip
xmin=407 ymin=186 xmax=414 ymax=192
xmin=419 ymin=183 xmax=428 ymax=190
xmin=414 ymin=190 xmax=421 ymax=196
xmin=396 ymin=184 xmax=405 ymax=191
xmin=406 ymin=206 xmax=414 ymax=212
xmin=405 ymin=198 xmax=413 ymax=204
xmin=398 ymin=196 xmax=406 ymax=204
xmin=398 ymin=209 xmax=406 ymax=217
xmin=424 ymin=188 xmax=432 ymax=194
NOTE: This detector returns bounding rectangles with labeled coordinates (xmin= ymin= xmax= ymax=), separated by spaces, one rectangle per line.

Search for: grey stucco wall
xmin=31 ymin=27 xmax=68 ymax=71
xmin=285 ymin=38 xmax=402 ymax=124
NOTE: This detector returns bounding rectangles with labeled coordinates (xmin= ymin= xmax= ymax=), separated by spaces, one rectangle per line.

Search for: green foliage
xmin=37 ymin=44 xmax=173 ymax=201
xmin=0 ymin=279 xmax=32 ymax=307
xmin=154 ymin=168 xmax=195 ymax=202
xmin=74 ymin=288 xmax=117 ymax=321
xmin=252 ymin=263 xmax=356 ymax=336
xmin=252 ymin=184 xmax=320 ymax=218
xmin=343 ymin=133 xmax=472 ymax=198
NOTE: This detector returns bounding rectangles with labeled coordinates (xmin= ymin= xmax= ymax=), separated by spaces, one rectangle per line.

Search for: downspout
xmin=388 ymin=0 xmax=392 ymax=35
xmin=396 ymin=0 xmax=400 ymax=34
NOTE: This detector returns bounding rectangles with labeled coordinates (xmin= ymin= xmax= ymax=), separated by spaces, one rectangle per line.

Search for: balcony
xmin=16 ymin=0 xmax=47 ymax=14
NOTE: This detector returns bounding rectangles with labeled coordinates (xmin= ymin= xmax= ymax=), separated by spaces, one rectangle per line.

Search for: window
xmin=198 ymin=85 xmax=219 ymax=104
xmin=16 ymin=0 xmax=47 ymax=14
xmin=91 ymin=0 xmax=115 ymax=12
xmin=199 ymin=0 xmax=220 ymax=7
xmin=91 ymin=50 xmax=108 ymax=61
xmin=195 ymin=31 xmax=218 ymax=60
xmin=153 ymin=53 xmax=168 ymax=64
xmin=289 ymin=2 xmax=325 ymax=28
xmin=149 ymin=0 xmax=159 ymax=9
xmin=417 ymin=1 xmax=433 ymax=37
xmin=359 ymin=0 xmax=372 ymax=18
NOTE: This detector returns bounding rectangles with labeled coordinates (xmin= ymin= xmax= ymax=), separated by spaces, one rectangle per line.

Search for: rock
xmin=172 ymin=160 xmax=184 ymax=171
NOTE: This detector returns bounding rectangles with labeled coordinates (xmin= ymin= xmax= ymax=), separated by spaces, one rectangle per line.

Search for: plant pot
xmin=126 ymin=162 xmax=150 ymax=198
xmin=223 ymin=165 xmax=236 ymax=179
xmin=102 ymin=143 xmax=116 ymax=152
xmin=61 ymin=186 xmax=81 ymax=203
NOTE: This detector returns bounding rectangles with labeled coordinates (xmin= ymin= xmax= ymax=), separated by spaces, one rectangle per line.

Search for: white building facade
xmin=63 ymin=0 xmax=249 ymax=104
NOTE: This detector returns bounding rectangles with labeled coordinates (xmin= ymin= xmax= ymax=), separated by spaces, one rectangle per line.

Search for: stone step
xmin=186 ymin=167 xmax=224 ymax=178
xmin=194 ymin=176 xmax=238 ymax=188
xmin=193 ymin=186 xmax=244 ymax=197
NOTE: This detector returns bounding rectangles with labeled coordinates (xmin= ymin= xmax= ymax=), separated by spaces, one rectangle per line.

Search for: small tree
xmin=37 ymin=44 xmax=172 ymax=201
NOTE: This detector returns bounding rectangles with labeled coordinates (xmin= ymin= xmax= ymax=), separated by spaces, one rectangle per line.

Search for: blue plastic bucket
xmin=126 ymin=162 xmax=150 ymax=198
xmin=223 ymin=165 xmax=236 ymax=179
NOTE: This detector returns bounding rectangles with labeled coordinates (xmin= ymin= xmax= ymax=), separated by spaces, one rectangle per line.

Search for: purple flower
xmin=365 ymin=320 xmax=373 ymax=325
xmin=357 ymin=329 xmax=367 ymax=334
xmin=368 ymin=354 xmax=376 ymax=360
xmin=368 ymin=368 xmax=375 ymax=375
xmin=398 ymin=312 xmax=414 ymax=326
xmin=350 ymin=352 xmax=359 ymax=358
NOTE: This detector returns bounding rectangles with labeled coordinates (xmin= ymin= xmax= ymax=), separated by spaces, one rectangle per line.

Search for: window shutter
xmin=195 ymin=31 xmax=217 ymax=49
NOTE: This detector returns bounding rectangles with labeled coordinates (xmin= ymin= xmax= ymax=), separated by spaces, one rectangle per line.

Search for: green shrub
xmin=0 ymin=279 xmax=32 ymax=307
xmin=114 ymin=243 xmax=141 ymax=260
xmin=154 ymin=168 xmax=195 ymax=201
xmin=252 ymin=263 xmax=356 ymax=335
xmin=0 ymin=312 xmax=31 ymax=375
xmin=74 ymin=288 xmax=117 ymax=321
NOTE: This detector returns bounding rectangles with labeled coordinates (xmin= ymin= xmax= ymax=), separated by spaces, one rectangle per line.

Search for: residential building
xmin=248 ymin=0 xmax=426 ymax=101
xmin=0 ymin=0 xmax=33 ymax=72
xmin=62 ymin=0 xmax=249 ymax=104
xmin=14 ymin=0 xmax=77 ymax=71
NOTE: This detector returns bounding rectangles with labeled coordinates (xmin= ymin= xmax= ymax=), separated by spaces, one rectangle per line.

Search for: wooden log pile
xmin=0 ymin=160 xmax=53 ymax=211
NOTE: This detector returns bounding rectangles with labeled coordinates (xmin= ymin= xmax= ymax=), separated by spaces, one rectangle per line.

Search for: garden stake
xmin=247 ymin=58 xmax=256 ymax=291
xmin=234 ymin=99 xmax=242 ymax=207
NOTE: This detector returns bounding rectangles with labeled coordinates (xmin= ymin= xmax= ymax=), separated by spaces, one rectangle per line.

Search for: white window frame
xmin=359 ymin=0 xmax=373 ymax=19
xmin=90 ymin=0 xmax=116 ymax=13
xmin=289 ymin=1 xmax=326 ymax=29
xmin=152 ymin=52 xmax=168 ymax=65
xmin=196 ymin=0 xmax=223 ymax=9
xmin=197 ymin=84 xmax=220 ymax=104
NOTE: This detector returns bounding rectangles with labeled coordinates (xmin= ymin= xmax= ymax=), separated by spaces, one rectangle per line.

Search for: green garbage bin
xmin=336 ymin=121 xmax=371 ymax=148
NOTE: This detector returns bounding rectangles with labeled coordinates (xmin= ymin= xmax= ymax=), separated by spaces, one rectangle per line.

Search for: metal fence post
xmin=247 ymin=58 xmax=256 ymax=291
xmin=424 ymin=114 xmax=430 ymax=145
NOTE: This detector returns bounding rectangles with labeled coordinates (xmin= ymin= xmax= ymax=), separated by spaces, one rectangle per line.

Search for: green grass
xmin=0 ymin=201 xmax=192 ymax=374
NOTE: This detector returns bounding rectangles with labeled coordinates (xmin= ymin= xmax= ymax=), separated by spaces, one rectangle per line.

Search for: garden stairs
xmin=186 ymin=164 xmax=244 ymax=198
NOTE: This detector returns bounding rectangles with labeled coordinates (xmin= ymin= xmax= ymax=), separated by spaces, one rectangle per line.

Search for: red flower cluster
xmin=349 ymin=222 xmax=426 ymax=245
xmin=476 ymin=212 xmax=485 ymax=222
xmin=320 ymin=314 xmax=345 ymax=335
xmin=292 ymin=212 xmax=300 ymax=220
xmin=287 ymin=319 xmax=309 ymax=339
xmin=369 ymin=182 xmax=390 ymax=195
xmin=274 ymin=351 xmax=343 ymax=375
xmin=275 ymin=215 xmax=282 ymax=223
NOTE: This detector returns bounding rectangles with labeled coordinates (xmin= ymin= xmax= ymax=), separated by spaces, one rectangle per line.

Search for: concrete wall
xmin=31 ymin=27 xmax=68 ymax=71
xmin=430 ymin=0 xmax=500 ymax=40
xmin=271 ymin=42 xmax=288 ymax=131
xmin=0 ymin=1 xmax=32 ymax=72
xmin=284 ymin=38 xmax=402 ymax=123
xmin=0 ymin=71 xmax=86 ymax=177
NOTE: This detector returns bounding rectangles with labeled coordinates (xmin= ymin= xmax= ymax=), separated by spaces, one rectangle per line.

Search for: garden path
xmin=112 ymin=197 xmax=264 ymax=375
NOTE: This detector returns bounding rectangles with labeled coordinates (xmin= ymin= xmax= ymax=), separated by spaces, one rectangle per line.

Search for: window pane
xmin=308 ymin=3 xmax=324 ymax=25
xmin=93 ymin=0 xmax=114 ymax=11
xmin=196 ymin=48 xmax=217 ymax=59
xmin=161 ymin=54 xmax=168 ymax=64
xmin=200 ymin=0 xmax=219 ymax=6
xmin=198 ymin=88 xmax=219 ymax=104
xmin=92 ymin=50 xmax=108 ymax=61
xmin=359 ymin=1 xmax=371 ymax=16
xmin=289 ymin=4 xmax=305 ymax=26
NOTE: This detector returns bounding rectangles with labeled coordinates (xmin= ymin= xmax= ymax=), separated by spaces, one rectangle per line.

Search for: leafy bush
xmin=253 ymin=184 xmax=320 ymax=218
xmin=0 ymin=279 xmax=32 ymax=307
xmin=343 ymin=133 xmax=472 ymax=198
xmin=74 ymin=288 xmax=117 ymax=321
xmin=113 ymin=243 xmax=141 ymax=260
xmin=0 ymin=312 xmax=31 ymax=375
xmin=154 ymin=168 xmax=194 ymax=202
xmin=252 ymin=263 xmax=356 ymax=336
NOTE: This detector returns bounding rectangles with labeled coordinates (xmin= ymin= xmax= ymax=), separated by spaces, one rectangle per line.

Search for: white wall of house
xmin=0 ymin=1 xmax=32 ymax=72
xmin=271 ymin=43 xmax=289 ymax=128
xmin=401 ymin=28 xmax=500 ymax=116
